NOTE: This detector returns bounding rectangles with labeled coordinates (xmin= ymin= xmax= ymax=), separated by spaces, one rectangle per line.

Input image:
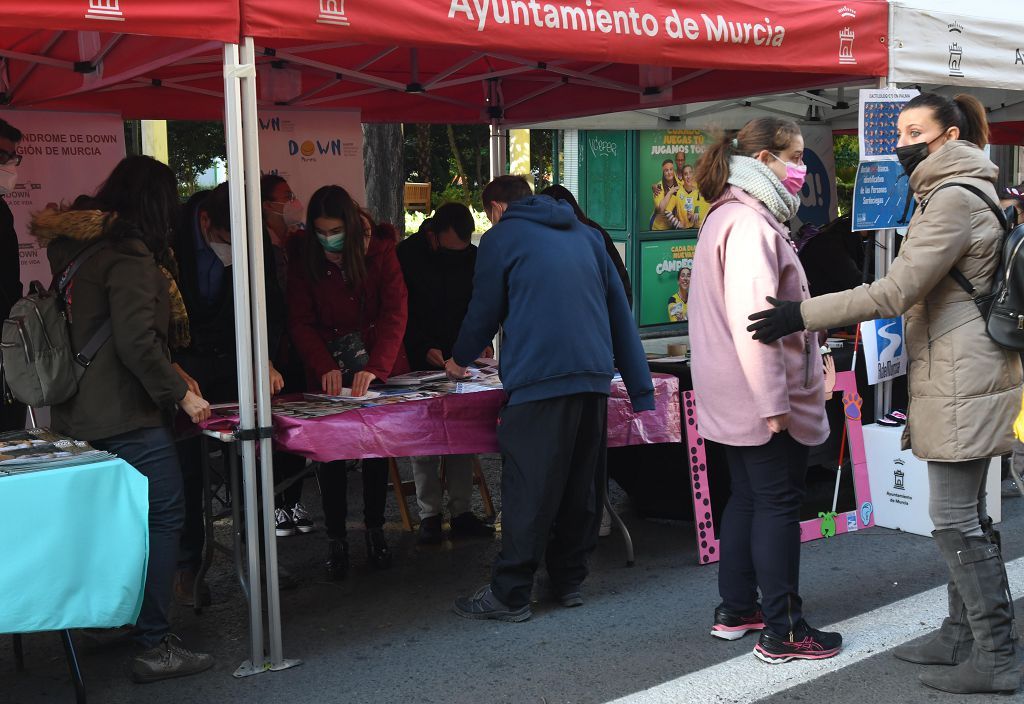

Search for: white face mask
xmin=209 ymin=241 xmax=233 ymax=267
xmin=282 ymin=198 xmax=305 ymax=228
xmin=0 ymin=165 xmax=17 ymax=196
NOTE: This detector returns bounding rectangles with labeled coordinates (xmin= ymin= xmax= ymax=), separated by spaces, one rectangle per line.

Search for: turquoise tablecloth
xmin=0 ymin=458 xmax=149 ymax=633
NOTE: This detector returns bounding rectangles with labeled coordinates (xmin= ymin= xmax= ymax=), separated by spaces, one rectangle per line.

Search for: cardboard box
xmin=863 ymin=423 xmax=1000 ymax=537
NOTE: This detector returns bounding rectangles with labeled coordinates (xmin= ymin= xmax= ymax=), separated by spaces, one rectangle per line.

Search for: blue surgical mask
xmin=317 ymin=232 xmax=345 ymax=253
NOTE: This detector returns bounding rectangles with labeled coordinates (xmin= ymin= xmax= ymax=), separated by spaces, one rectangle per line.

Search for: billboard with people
xmin=638 ymin=130 xmax=712 ymax=232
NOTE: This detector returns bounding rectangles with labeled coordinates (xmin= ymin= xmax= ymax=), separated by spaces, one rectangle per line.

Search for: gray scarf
xmin=726 ymin=156 xmax=800 ymax=223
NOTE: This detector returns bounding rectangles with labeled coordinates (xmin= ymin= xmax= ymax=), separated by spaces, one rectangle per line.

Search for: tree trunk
xmin=447 ymin=124 xmax=471 ymax=203
xmin=473 ymin=129 xmax=484 ymax=191
xmin=362 ymin=122 xmax=405 ymax=236
xmin=416 ymin=123 xmax=431 ymax=184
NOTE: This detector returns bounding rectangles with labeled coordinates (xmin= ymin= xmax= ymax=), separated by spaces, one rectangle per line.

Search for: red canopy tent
xmin=1 ymin=0 xmax=892 ymax=680
xmin=4 ymin=1 xmax=889 ymax=122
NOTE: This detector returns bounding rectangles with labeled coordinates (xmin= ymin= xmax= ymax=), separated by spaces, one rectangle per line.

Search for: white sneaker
xmin=599 ymin=507 xmax=612 ymax=537
xmin=291 ymin=502 xmax=315 ymax=533
xmin=275 ymin=507 xmax=297 ymax=537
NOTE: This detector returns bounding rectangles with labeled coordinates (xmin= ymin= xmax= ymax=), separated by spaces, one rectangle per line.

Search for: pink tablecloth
xmin=200 ymin=374 xmax=680 ymax=463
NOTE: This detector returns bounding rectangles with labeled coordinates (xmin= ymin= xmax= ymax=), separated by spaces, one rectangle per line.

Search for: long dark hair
xmin=902 ymin=92 xmax=989 ymax=148
xmin=94 ymin=155 xmax=178 ymax=261
xmin=695 ymin=117 xmax=801 ymax=202
xmin=304 ymin=185 xmax=367 ymax=287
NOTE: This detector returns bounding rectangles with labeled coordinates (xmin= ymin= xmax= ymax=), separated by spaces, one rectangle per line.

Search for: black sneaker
xmin=453 ymin=585 xmax=532 ymax=622
xmin=128 ymin=635 xmax=214 ymax=683
xmin=553 ymin=589 xmax=584 ymax=608
xmin=449 ymin=512 xmax=496 ymax=539
xmin=417 ymin=515 xmax=443 ymax=545
xmin=753 ymin=621 xmax=842 ymax=664
xmin=275 ymin=508 xmax=297 ymax=537
xmin=291 ymin=502 xmax=315 ymax=533
xmin=710 ymin=605 xmax=765 ymax=641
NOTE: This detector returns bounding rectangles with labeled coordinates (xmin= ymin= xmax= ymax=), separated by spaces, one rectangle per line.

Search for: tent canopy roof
xmin=1 ymin=0 xmax=888 ymax=123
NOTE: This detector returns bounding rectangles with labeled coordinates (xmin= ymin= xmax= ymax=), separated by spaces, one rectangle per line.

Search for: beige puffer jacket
xmin=802 ymin=140 xmax=1022 ymax=461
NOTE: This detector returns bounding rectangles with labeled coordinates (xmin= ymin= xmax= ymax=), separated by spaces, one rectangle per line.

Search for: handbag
xmin=326 ymin=293 xmax=369 ymax=374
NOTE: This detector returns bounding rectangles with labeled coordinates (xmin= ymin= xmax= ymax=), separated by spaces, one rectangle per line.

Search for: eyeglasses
xmin=0 ymin=151 xmax=22 ymax=167
xmin=1007 ymin=187 xmax=1022 ymax=197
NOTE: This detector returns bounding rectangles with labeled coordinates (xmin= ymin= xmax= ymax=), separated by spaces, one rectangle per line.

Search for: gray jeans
xmin=410 ymin=454 xmax=475 ymax=519
xmin=927 ymin=458 xmax=990 ymax=537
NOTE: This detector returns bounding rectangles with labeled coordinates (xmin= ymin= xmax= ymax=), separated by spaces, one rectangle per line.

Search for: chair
xmin=403 ymin=182 xmax=431 ymax=213
xmin=387 ymin=456 xmax=495 ymax=532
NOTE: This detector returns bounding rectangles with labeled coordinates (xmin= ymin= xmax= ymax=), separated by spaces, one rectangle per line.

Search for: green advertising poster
xmin=638 ymin=130 xmax=712 ymax=232
xmin=639 ymin=238 xmax=697 ymax=327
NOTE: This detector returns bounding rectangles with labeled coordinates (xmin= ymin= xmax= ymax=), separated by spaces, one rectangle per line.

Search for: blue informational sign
xmin=851 ymin=161 xmax=914 ymax=232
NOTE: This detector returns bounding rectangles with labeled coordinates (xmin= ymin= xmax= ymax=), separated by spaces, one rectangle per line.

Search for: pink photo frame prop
xmin=684 ymin=370 xmax=874 ymax=565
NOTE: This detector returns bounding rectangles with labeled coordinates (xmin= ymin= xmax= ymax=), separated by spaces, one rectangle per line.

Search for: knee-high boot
xmin=919 ymin=529 xmax=1020 ymax=694
xmin=893 ymin=577 xmax=973 ymax=665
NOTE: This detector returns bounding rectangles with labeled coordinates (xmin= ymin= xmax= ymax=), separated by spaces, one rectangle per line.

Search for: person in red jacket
xmin=287 ymin=185 xmax=409 ymax=579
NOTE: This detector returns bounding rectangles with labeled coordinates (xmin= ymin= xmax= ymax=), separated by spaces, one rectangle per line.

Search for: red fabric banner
xmin=245 ymin=0 xmax=888 ymax=77
xmin=0 ymin=0 xmax=239 ymax=42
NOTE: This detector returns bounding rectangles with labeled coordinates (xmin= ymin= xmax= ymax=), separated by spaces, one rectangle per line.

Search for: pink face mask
xmin=771 ymin=152 xmax=807 ymax=195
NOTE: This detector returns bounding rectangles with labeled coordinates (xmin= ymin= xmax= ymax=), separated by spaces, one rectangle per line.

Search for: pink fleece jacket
xmin=688 ymin=186 xmax=829 ymax=448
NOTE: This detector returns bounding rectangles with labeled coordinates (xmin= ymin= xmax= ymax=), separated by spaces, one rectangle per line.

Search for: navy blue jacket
xmin=452 ymin=195 xmax=654 ymax=411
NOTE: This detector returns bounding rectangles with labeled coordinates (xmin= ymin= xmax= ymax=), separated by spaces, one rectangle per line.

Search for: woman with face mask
xmin=287 ymin=185 xmax=409 ymax=579
xmin=688 ymin=117 xmax=841 ymax=665
xmin=748 ymin=94 xmax=1022 ymax=694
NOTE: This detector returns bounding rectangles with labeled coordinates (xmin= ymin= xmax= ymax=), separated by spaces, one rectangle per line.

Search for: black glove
xmin=746 ymin=296 xmax=805 ymax=343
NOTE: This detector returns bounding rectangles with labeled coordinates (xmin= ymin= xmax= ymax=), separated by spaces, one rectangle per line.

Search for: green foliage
xmin=404 ymin=207 xmax=491 ymax=237
xmin=833 ymin=135 xmax=859 ymax=216
xmin=168 ymin=121 xmax=227 ymax=195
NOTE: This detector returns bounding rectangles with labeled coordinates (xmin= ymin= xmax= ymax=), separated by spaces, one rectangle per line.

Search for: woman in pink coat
xmin=688 ymin=117 xmax=840 ymax=664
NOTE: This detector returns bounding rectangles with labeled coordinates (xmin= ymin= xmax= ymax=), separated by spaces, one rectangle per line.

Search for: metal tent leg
xmin=59 ymin=630 xmax=86 ymax=704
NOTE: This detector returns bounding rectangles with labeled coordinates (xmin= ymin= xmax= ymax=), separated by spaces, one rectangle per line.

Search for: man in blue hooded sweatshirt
xmin=446 ymin=176 xmax=654 ymax=621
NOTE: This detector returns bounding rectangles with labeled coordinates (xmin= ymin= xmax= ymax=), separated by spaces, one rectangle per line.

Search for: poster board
xmin=858 ymin=88 xmax=919 ymax=161
xmin=851 ymin=161 xmax=914 ymax=232
xmin=637 ymin=130 xmax=710 ymax=232
xmin=638 ymin=238 xmax=695 ymax=326
xmin=859 ymin=317 xmax=909 ymax=384
xmin=582 ymin=130 xmax=628 ymax=231
xmin=4 ymin=110 xmax=125 ymax=287
xmin=685 ymin=371 xmax=874 ymax=565
xmin=257 ymin=109 xmax=366 ymax=212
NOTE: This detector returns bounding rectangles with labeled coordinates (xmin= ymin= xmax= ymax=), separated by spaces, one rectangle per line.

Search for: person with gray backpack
xmin=24 ymin=156 xmax=215 ymax=683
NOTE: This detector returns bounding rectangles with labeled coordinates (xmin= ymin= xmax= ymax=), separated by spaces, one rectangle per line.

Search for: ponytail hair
xmin=954 ymin=94 xmax=989 ymax=148
xmin=902 ymin=92 xmax=989 ymax=148
xmin=694 ymin=117 xmax=802 ymax=203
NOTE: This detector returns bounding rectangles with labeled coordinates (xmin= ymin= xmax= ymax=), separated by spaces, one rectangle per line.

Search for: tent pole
xmin=873 ymin=76 xmax=896 ymax=422
xmin=223 ymin=42 xmax=267 ymax=678
xmin=239 ymin=36 xmax=300 ymax=674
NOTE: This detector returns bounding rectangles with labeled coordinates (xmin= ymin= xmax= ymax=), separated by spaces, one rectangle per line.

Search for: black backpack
xmin=923 ymin=182 xmax=1024 ymax=351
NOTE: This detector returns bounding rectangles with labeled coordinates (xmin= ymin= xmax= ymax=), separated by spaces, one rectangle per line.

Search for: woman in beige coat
xmin=748 ymin=93 xmax=1021 ymax=695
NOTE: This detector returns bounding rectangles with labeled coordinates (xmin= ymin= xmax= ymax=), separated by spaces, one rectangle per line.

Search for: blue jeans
xmin=92 ymin=426 xmax=184 ymax=649
xmin=719 ymin=432 xmax=809 ymax=637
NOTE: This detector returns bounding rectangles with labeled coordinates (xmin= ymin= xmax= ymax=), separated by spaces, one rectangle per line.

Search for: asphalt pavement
xmin=3 ymin=455 xmax=1023 ymax=704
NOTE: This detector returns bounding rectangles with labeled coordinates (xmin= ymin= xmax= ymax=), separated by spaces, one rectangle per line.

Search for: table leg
xmin=227 ymin=443 xmax=250 ymax=603
xmin=59 ymin=630 xmax=86 ymax=704
xmin=12 ymin=633 xmax=24 ymax=672
xmin=388 ymin=458 xmax=415 ymax=532
xmin=605 ymin=494 xmax=634 ymax=567
xmin=196 ymin=436 xmax=216 ymax=615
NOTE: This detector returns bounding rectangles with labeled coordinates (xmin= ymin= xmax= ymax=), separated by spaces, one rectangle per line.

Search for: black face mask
xmin=895 ymin=133 xmax=948 ymax=178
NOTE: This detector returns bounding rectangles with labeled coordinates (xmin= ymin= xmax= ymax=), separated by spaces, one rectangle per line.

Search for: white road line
xmin=608 ymin=555 xmax=1024 ymax=704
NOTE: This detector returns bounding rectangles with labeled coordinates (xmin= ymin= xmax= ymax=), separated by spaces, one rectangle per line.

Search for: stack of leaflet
xmin=0 ymin=428 xmax=114 ymax=476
